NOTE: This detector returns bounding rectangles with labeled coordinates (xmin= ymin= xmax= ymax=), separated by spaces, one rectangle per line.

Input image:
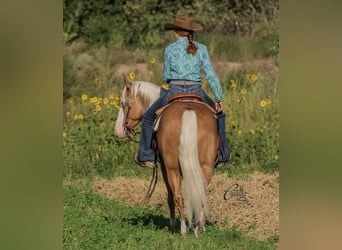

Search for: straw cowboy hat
xmin=164 ymin=16 xmax=203 ymax=31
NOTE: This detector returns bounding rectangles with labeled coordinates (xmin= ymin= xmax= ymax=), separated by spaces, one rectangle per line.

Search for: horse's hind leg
xmin=167 ymin=170 xmax=187 ymax=234
xmin=201 ymin=163 xmax=212 ymax=186
xmin=175 ymin=193 xmax=187 ymax=234
xmin=161 ymin=164 xmax=176 ymax=232
xmin=167 ymin=187 xmax=176 ymax=232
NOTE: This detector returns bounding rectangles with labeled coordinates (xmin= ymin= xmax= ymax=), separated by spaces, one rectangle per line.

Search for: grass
xmin=197 ymin=33 xmax=275 ymax=62
xmin=64 ymin=184 xmax=278 ymax=249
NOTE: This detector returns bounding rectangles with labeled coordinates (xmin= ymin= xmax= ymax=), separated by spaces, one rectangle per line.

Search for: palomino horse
xmin=115 ymin=75 xmax=220 ymax=237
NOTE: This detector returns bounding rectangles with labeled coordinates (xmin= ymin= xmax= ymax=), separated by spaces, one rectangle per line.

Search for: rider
xmin=134 ymin=16 xmax=230 ymax=168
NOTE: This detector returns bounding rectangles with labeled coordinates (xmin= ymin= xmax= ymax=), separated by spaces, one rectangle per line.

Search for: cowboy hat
xmin=164 ymin=16 xmax=203 ymax=31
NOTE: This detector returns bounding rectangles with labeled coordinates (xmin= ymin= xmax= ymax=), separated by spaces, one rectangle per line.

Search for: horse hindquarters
xmin=178 ymin=110 xmax=207 ymax=236
xmin=156 ymin=102 xmax=217 ymax=237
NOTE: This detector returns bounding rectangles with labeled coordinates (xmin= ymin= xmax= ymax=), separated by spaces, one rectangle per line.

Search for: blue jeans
xmin=137 ymin=84 xmax=230 ymax=163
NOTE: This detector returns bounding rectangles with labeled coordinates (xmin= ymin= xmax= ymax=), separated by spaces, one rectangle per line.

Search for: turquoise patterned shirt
xmin=162 ymin=37 xmax=223 ymax=101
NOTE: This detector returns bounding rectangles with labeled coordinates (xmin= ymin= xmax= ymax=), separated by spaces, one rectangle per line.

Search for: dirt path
xmin=92 ymin=172 xmax=279 ymax=240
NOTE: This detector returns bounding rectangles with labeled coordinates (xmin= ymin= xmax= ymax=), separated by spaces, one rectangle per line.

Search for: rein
xmin=141 ymin=166 xmax=158 ymax=205
xmin=120 ymin=100 xmax=140 ymax=143
xmin=119 ymin=80 xmax=160 ymax=204
xmin=120 ymin=98 xmax=158 ymax=203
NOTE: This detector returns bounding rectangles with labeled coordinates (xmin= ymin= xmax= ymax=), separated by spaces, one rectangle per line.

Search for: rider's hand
xmin=215 ymin=101 xmax=223 ymax=113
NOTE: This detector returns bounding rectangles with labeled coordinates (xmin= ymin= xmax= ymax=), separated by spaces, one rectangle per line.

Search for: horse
xmin=115 ymin=75 xmax=220 ymax=237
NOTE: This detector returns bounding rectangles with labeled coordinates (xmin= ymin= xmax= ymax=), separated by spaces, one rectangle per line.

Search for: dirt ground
xmin=92 ymin=171 xmax=279 ymax=240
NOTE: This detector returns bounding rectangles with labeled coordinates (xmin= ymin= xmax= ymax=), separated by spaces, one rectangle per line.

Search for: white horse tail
xmin=178 ymin=110 xmax=207 ymax=234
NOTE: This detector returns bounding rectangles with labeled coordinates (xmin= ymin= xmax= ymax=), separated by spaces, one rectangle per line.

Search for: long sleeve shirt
xmin=162 ymin=37 xmax=223 ymax=102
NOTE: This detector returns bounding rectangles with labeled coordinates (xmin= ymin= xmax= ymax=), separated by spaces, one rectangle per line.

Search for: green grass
xmin=197 ymin=33 xmax=275 ymax=62
xmin=64 ymin=184 xmax=278 ymax=249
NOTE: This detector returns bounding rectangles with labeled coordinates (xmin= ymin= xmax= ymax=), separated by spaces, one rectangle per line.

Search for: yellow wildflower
xmin=229 ymin=79 xmax=237 ymax=89
xmin=81 ymin=94 xmax=88 ymax=101
xmin=226 ymin=104 xmax=232 ymax=110
xmin=66 ymin=111 xmax=71 ymax=116
xmin=97 ymin=98 xmax=103 ymax=104
xmin=129 ymin=72 xmax=135 ymax=80
xmin=90 ymin=97 xmax=98 ymax=104
xmin=231 ymin=121 xmax=239 ymax=128
xmin=240 ymin=88 xmax=247 ymax=95
xmin=150 ymin=57 xmax=156 ymax=64
xmin=236 ymin=99 xmax=241 ymax=104
xmin=109 ymin=94 xmax=116 ymax=99
xmin=237 ymin=130 xmax=242 ymax=135
xmin=114 ymin=103 xmax=120 ymax=110
xmin=266 ymin=99 xmax=272 ymax=105
xmin=257 ymin=127 xmax=264 ymax=133
xmin=260 ymin=100 xmax=267 ymax=107
xmin=275 ymin=155 xmax=279 ymax=160
xmin=248 ymin=74 xmax=258 ymax=83
xmin=161 ymin=83 xmax=169 ymax=90
xmin=63 ymin=132 xmax=67 ymax=137
xmin=73 ymin=114 xmax=79 ymax=120
xmin=78 ymin=114 xmax=84 ymax=120
xmin=103 ymin=98 xmax=109 ymax=105
xmin=93 ymin=109 xmax=97 ymax=115
xmin=249 ymin=129 xmax=255 ymax=135
xmin=95 ymin=105 xmax=101 ymax=111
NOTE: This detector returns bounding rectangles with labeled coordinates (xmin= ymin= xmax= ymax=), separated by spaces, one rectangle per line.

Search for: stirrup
xmin=134 ymin=153 xmax=156 ymax=169
xmin=215 ymin=162 xmax=225 ymax=168
xmin=215 ymin=154 xmax=231 ymax=168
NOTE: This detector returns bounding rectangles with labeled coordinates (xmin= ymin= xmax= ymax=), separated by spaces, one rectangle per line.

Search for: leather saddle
xmin=153 ymin=93 xmax=217 ymax=132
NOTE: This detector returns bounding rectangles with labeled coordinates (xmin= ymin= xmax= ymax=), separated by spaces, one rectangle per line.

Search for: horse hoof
xmin=194 ymin=227 xmax=200 ymax=237
xmin=180 ymin=220 xmax=187 ymax=234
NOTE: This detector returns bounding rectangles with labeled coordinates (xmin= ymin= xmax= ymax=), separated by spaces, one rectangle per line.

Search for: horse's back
xmin=157 ymin=101 xmax=217 ymax=137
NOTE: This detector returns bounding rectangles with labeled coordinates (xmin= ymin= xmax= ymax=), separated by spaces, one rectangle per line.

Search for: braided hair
xmin=176 ymin=30 xmax=197 ymax=55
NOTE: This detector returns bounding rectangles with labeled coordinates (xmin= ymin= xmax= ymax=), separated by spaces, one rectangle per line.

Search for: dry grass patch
xmin=92 ymin=171 xmax=278 ymax=240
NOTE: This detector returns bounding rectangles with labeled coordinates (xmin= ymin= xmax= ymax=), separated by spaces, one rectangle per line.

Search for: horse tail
xmin=178 ymin=110 xmax=207 ymax=229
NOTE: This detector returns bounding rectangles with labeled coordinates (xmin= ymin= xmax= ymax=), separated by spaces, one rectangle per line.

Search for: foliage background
xmin=63 ymin=0 xmax=279 ymax=50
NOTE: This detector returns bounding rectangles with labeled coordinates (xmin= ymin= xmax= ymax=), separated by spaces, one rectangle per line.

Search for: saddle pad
xmin=153 ymin=99 xmax=217 ymax=132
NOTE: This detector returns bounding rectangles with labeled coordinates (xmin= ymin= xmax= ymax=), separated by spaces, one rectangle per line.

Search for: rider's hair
xmin=176 ymin=30 xmax=197 ymax=55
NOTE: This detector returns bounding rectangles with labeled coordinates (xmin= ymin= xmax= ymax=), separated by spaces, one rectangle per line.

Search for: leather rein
xmin=120 ymin=100 xmax=140 ymax=143
xmin=120 ymin=98 xmax=157 ymax=205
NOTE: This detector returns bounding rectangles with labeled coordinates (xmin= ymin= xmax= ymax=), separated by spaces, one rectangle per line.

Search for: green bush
xmin=63 ymin=0 xmax=279 ymax=51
